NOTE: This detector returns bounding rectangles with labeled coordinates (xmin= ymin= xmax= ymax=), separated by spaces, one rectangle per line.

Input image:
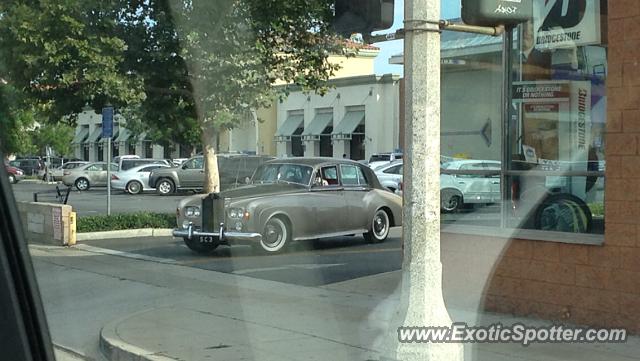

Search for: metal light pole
xmin=393 ymin=0 xmax=463 ymax=359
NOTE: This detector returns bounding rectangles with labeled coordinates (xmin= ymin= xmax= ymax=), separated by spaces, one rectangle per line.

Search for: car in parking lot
xmin=374 ymin=160 xmax=403 ymax=192
xmin=5 ymin=165 xmax=24 ymax=184
xmin=149 ymin=154 xmax=274 ymax=195
xmin=111 ymin=163 xmax=171 ymax=194
xmin=440 ymin=160 xmax=502 ymax=212
xmin=367 ymin=152 xmax=403 ymax=169
xmin=50 ymin=161 xmax=89 ymax=181
xmin=173 ymin=157 xmax=403 ymax=254
xmin=62 ymin=162 xmax=118 ymax=191
xmin=9 ymin=158 xmax=44 ymax=177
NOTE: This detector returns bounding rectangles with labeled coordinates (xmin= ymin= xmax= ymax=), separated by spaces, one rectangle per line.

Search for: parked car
xmin=9 ymin=158 xmax=44 ymax=177
xmin=61 ymin=162 xmax=118 ymax=191
xmin=173 ymin=157 xmax=403 ymax=254
xmin=111 ymin=163 xmax=171 ymax=194
xmin=5 ymin=165 xmax=24 ymax=184
xmin=367 ymin=152 xmax=403 ymax=169
xmin=440 ymin=160 xmax=501 ymax=212
xmin=149 ymin=154 xmax=275 ymax=195
xmin=118 ymin=157 xmax=172 ymax=171
xmin=374 ymin=160 xmax=403 ymax=192
xmin=51 ymin=161 xmax=89 ymax=181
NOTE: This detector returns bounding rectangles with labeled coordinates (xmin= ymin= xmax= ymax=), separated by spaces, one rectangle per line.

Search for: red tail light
xmin=111 ymin=174 xmax=119 ymax=180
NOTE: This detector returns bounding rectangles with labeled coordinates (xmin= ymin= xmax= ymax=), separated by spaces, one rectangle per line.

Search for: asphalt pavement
xmin=78 ymin=229 xmax=403 ymax=287
xmin=11 ymin=181 xmax=187 ymax=216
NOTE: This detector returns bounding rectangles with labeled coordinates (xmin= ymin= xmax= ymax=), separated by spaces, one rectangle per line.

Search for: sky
xmin=373 ymin=0 xmax=462 ymax=76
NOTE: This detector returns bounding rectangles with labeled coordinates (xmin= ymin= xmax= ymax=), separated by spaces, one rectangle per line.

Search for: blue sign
xmin=102 ymin=106 xmax=114 ymax=138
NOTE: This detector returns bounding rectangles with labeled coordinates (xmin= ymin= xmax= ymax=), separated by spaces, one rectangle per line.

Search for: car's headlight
xmin=185 ymin=206 xmax=201 ymax=218
xmin=228 ymin=207 xmax=249 ymax=220
xmin=16 ymin=170 xmax=23 ymax=175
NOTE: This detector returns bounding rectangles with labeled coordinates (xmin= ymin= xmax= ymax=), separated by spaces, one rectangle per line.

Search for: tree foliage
xmin=1 ymin=0 xmax=344 ymax=191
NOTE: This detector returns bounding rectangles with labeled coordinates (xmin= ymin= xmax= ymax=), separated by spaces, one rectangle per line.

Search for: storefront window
xmin=442 ymin=1 xmax=607 ymax=238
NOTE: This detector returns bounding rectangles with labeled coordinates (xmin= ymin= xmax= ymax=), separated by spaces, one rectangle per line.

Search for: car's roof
xmin=264 ymin=157 xmax=364 ymax=167
xmin=121 ymin=163 xmax=170 ymax=172
xmin=374 ymin=159 xmax=403 ymax=171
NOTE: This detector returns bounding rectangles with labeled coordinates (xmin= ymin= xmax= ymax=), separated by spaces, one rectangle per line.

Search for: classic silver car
xmin=173 ymin=158 xmax=403 ymax=254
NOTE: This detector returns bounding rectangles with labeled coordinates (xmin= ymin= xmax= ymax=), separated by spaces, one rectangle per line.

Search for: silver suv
xmin=149 ymin=154 xmax=274 ymax=195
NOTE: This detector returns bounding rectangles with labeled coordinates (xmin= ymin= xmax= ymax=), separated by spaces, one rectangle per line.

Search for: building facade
xmin=71 ymin=107 xmax=172 ymax=162
xmin=397 ymin=1 xmax=640 ymax=333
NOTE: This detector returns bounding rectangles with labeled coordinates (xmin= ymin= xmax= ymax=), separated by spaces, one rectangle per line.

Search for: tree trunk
xmin=201 ymin=120 xmax=220 ymax=194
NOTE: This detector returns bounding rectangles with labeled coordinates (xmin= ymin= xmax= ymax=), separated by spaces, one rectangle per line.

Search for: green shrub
xmin=77 ymin=212 xmax=176 ymax=233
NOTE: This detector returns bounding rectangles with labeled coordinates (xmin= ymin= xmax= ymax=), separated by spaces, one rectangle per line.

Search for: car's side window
xmin=139 ymin=166 xmax=157 ymax=172
xmin=320 ymin=166 xmax=339 ymax=186
xmin=86 ymin=165 xmax=100 ymax=171
xmin=384 ymin=165 xmax=401 ymax=174
xmin=183 ymin=158 xmax=203 ymax=169
xmin=339 ymin=165 xmax=359 ymax=186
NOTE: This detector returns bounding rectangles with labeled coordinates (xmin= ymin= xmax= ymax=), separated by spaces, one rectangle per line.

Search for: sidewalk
xmin=28 ymin=243 xmax=640 ymax=361
xmin=98 ymin=270 xmax=640 ymax=361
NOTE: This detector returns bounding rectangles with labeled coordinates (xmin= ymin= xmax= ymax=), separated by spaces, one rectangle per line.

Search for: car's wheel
xmin=126 ymin=180 xmax=143 ymax=195
xmin=364 ymin=208 xmax=390 ymax=243
xmin=258 ymin=216 xmax=290 ymax=253
xmin=156 ymin=178 xmax=175 ymax=195
xmin=183 ymin=237 xmax=217 ymax=254
xmin=75 ymin=178 xmax=90 ymax=191
xmin=8 ymin=174 xmax=16 ymax=184
xmin=534 ymin=193 xmax=592 ymax=233
xmin=441 ymin=192 xmax=462 ymax=213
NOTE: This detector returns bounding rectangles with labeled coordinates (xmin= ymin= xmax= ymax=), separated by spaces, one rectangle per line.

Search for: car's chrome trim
xmin=173 ymin=223 xmax=262 ymax=243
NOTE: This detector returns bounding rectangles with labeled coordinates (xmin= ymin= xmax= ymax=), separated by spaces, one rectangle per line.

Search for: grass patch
xmin=77 ymin=212 xmax=176 ymax=233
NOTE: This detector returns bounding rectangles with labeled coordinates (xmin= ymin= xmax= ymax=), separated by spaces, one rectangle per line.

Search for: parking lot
xmin=11 ymin=181 xmax=185 ymax=216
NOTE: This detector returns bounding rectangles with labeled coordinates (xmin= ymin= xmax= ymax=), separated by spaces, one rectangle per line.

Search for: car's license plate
xmin=199 ymin=236 xmax=215 ymax=243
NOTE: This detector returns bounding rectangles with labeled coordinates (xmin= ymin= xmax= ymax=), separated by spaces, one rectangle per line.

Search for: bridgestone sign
xmin=534 ymin=0 xmax=601 ymax=50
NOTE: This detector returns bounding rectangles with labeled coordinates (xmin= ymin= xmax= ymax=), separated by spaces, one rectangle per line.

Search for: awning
xmin=274 ymin=114 xmax=304 ymax=140
xmin=83 ymin=127 xmax=102 ymax=144
xmin=71 ymin=128 xmax=89 ymax=144
xmin=302 ymin=113 xmax=333 ymax=139
xmin=332 ymin=110 xmax=364 ymax=139
xmin=115 ymin=128 xmax=131 ymax=143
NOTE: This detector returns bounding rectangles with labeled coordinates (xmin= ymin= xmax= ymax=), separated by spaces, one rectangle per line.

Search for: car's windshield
xmin=252 ymin=163 xmax=313 ymax=186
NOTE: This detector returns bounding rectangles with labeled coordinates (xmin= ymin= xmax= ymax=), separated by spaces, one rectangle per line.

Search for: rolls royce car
xmin=173 ymin=157 xmax=403 ymax=254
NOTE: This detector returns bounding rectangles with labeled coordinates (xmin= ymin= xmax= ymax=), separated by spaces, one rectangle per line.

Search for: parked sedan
xmin=111 ymin=163 xmax=171 ymax=194
xmin=440 ymin=160 xmax=501 ymax=212
xmin=173 ymin=157 xmax=403 ymax=254
xmin=62 ymin=162 xmax=118 ymax=191
xmin=374 ymin=160 xmax=403 ymax=192
xmin=51 ymin=161 xmax=89 ymax=181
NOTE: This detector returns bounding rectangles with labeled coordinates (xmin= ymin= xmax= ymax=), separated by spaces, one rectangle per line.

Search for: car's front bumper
xmin=173 ymin=223 xmax=262 ymax=244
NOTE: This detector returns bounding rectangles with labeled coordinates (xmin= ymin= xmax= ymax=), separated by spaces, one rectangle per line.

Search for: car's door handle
xmin=492 ymin=181 xmax=500 ymax=184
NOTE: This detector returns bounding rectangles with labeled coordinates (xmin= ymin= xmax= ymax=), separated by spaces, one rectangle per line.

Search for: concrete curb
xmin=100 ymin=311 xmax=176 ymax=361
xmin=76 ymin=228 xmax=174 ymax=241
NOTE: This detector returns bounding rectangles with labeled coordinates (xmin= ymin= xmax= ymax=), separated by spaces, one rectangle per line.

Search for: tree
xmin=32 ymin=123 xmax=75 ymax=157
xmin=121 ymin=0 xmax=344 ymax=192
xmin=0 ymin=0 xmax=145 ymax=132
xmin=0 ymin=84 xmax=38 ymax=156
xmin=1 ymin=0 xmax=343 ymax=192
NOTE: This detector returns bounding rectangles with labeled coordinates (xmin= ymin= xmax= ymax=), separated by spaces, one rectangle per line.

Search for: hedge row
xmin=77 ymin=212 xmax=176 ymax=233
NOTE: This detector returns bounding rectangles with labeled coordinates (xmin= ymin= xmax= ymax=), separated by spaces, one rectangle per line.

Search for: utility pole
xmin=393 ymin=0 xmax=463 ymax=359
